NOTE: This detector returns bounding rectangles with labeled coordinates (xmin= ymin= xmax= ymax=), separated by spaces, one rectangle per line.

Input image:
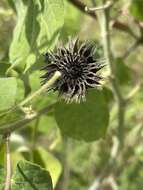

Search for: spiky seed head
xmin=41 ymin=39 xmax=105 ymax=103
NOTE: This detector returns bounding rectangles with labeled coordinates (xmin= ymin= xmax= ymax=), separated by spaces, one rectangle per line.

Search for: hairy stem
xmin=0 ymin=103 xmax=55 ymax=135
xmin=4 ymin=133 xmax=12 ymax=190
xmin=19 ymin=71 xmax=61 ymax=107
xmin=99 ymin=1 xmax=125 ymax=147
xmin=0 ymin=71 xmax=61 ymax=135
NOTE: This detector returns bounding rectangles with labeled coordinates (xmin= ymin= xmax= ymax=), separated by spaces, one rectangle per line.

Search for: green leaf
xmin=102 ymin=87 xmax=113 ymax=103
xmin=37 ymin=0 xmax=64 ymax=52
xmin=33 ymin=147 xmax=62 ymax=188
xmin=0 ymin=77 xmax=17 ymax=111
xmin=12 ymin=160 xmax=53 ymax=190
xmin=130 ymin=0 xmax=143 ymax=21
xmin=9 ymin=0 xmax=64 ymax=70
xmin=55 ymin=89 xmax=109 ymax=142
xmin=60 ymin=0 xmax=81 ymax=42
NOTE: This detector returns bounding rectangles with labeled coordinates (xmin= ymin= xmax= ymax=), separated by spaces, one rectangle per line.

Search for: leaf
xmin=9 ymin=0 xmax=64 ymax=70
xmin=0 ymin=77 xmax=17 ymax=111
xmin=12 ymin=160 xmax=53 ymax=190
xmin=55 ymin=89 xmax=109 ymax=142
xmin=102 ymin=87 xmax=113 ymax=104
xmin=129 ymin=0 xmax=143 ymax=21
xmin=60 ymin=0 xmax=81 ymax=42
xmin=33 ymin=147 xmax=62 ymax=188
xmin=37 ymin=0 xmax=64 ymax=52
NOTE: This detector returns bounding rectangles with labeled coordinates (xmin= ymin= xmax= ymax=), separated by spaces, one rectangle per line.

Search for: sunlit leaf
xmin=9 ymin=0 xmax=64 ymax=70
xmin=0 ymin=77 xmax=17 ymax=111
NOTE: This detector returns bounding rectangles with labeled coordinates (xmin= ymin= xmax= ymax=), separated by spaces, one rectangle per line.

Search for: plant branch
xmin=67 ymin=0 xmax=96 ymax=19
xmin=126 ymin=82 xmax=141 ymax=102
xmin=0 ymin=103 xmax=55 ymax=135
xmin=67 ymin=0 xmax=138 ymax=39
xmin=99 ymin=0 xmax=125 ymax=147
xmin=4 ymin=133 xmax=12 ymax=190
xmin=122 ymin=39 xmax=143 ymax=59
xmin=88 ymin=136 xmax=119 ymax=190
xmin=19 ymin=71 xmax=61 ymax=107
xmin=85 ymin=1 xmax=112 ymax=12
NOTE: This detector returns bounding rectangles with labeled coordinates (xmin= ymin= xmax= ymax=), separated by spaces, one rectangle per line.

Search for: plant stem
xmin=0 ymin=71 xmax=60 ymax=135
xmin=4 ymin=133 xmax=12 ymax=190
xmin=19 ymin=71 xmax=61 ymax=107
xmin=85 ymin=1 xmax=112 ymax=12
xmin=122 ymin=38 xmax=142 ymax=59
xmin=0 ymin=103 xmax=55 ymax=135
xmin=99 ymin=0 xmax=125 ymax=147
xmin=68 ymin=0 xmax=138 ymax=39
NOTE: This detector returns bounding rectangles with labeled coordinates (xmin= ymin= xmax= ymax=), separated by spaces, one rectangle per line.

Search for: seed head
xmin=41 ymin=39 xmax=105 ymax=103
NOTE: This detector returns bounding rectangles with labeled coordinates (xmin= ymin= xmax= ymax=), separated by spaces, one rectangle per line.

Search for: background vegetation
xmin=0 ymin=0 xmax=143 ymax=189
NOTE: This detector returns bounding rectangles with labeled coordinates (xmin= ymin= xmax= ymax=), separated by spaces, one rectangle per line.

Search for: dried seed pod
xmin=41 ymin=39 xmax=105 ymax=103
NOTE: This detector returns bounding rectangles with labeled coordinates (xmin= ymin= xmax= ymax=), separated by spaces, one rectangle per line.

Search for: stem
xmin=126 ymin=82 xmax=140 ymax=101
xmin=0 ymin=103 xmax=55 ymax=135
xmin=68 ymin=0 xmax=138 ymax=39
xmin=0 ymin=71 xmax=60 ymax=135
xmin=88 ymin=137 xmax=119 ymax=190
xmin=4 ymin=133 xmax=12 ymax=190
xmin=122 ymin=39 xmax=142 ymax=59
xmin=99 ymin=0 xmax=125 ymax=147
xmin=19 ymin=71 xmax=61 ymax=107
xmin=85 ymin=1 xmax=112 ymax=12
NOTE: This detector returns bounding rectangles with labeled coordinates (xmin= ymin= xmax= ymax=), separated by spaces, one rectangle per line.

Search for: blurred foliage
xmin=0 ymin=0 xmax=143 ymax=189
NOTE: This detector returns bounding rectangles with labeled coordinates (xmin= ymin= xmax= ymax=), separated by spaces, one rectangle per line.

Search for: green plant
xmin=0 ymin=0 xmax=143 ymax=190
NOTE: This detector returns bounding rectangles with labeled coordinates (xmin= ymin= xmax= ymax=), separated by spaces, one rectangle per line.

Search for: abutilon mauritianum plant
xmin=41 ymin=39 xmax=105 ymax=103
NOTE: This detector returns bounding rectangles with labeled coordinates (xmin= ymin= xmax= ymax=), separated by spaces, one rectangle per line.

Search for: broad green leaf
xmin=33 ymin=147 xmax=62 ymax=188
xmin=37 ymin=0 xmax=64 ymax=52
xmin=9 ymin=0 xmax=64 ymax=70
xmin=0 ymin=77 xmax=17 ymax=111
xmin=12 ymin=160 xmax=53 ymax=190
xmin=0 ymin=109 xmax=24 ymax=131
xmin=60 ymin=0 xmax=81 ymax=42
xmin=55 ymin=89 xmax=109 ymax=142
xmin=102 ymin=87 xmax=113 ymax=104
xmin=130 ymin=0 xmax=143 ymax=21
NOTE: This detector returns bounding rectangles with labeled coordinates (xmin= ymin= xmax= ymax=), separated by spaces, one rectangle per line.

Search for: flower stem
xmin=19 ymin=71 xmax=61 ymax=107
